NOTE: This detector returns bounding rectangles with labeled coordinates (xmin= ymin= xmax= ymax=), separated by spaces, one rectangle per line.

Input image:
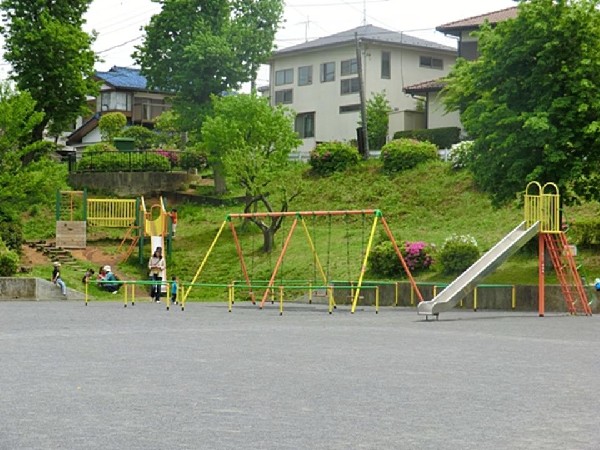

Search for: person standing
xmin=148 ymin=247 xmax=166 ymax=303
xmin=169 ymin=208 xmax=178 ymax=238
xmin=51 ymin=262 xmax=67 ymax=296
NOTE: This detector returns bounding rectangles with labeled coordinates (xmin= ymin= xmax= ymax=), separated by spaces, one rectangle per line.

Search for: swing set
xmin=181 ymin=209 xmax=424 ymax=313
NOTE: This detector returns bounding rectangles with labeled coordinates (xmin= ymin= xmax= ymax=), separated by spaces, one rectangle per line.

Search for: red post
xmin=538 ymin=233 xmax=545 ymax=317
xmin=229 ymin=220 xmax=256 ymax=304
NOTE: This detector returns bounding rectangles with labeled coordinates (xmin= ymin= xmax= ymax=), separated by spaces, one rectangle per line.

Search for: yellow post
xmin=131 ymin=283 xmax=135 ymax=306
xmin=309 ymin=282 xmax=313 ymax=304
xmin=433 ymin=285 xmax=437 ymax=297
xmin=231 ymin=283 xmax=235 ymax=305
xmin=328 ymin=284 xmax=334 ymax=315
xmin=228 ymin=284 xmax=232 ymax=312
xmin=279 ymin=286 xmax=284 ymax=316
xmin=351 ymin=214 xmax=379 ymax=313
xmin=123 ymin=282 xmax=127 ymax=308
xmin=473 ymin=287 xmax=478 ymax=312
xmin=166 ymin=282 xmax=171 ymax=311
xmin=375 ymin=286 xmax=379 ymax=314
xmin=85 ymin=282 xmax=88 ymax=306
xmin=512 ymin=285 xmax=516 ymax=310
xmin=394 ymin=282 xmax=399 ymax=307
xmin=183 ymin=220 xmax=228 ymax=303
xmin=410 ymin=285 xmax=415 ymax=306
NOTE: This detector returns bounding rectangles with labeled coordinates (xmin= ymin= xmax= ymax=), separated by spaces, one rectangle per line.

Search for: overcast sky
xmin=0 ymin=0 xmax=517 ymax=85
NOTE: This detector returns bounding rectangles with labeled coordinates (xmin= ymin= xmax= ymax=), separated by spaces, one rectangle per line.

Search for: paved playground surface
xmin=1 ymin=300 xmax=599 ymax=450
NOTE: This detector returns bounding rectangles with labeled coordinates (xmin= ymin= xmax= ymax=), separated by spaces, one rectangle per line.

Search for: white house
xmin=404 ymin=7 xmax=519 ymax=132
xmin=266 ymin=24 xmax=457 ymax=156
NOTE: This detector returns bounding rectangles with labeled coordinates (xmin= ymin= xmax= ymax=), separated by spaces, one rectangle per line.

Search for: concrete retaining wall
xmin=68 ymin=171 xmax=199 ymax=197
xmin=0 ymin=278 xmax=84 ymax=301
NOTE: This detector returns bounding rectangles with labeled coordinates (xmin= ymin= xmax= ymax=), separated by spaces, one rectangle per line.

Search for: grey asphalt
xmin=1 ymin=301 xmax=599 ymax=450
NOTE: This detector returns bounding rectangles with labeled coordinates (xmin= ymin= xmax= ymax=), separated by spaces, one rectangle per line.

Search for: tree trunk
xmin=262 ymin=228 xmax=275 ymax=254
xmin=213 ymin=160 xmax=227 ymax=194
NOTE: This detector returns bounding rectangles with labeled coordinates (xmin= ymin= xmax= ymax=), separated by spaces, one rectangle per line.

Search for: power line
xmin=96 ymin=36 xmax=143 ymax=54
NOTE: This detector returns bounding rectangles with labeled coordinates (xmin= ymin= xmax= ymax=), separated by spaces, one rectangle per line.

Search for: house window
xmin=459 ymin=41 xmax=478 ymax=61
xmin=275 ymin=68 xmax=294 ymax=86
xmin=340 ymin=77 xmax=360 ymax=95
xmin=295 ymin=112 xmax=315 ymax=138
xmin=419 ymin=56 xmax=444 ymax=70
xmin=100 ymin=91 xmax=130 ymax=111
xmin=341 ymin=58 xmax=358 ymax=76
xmin=298 ymin=66 xmax=313 ymax=86
xmin=381 ymin=51 xmax=391 ymax=79
xmin=274 ymin=89 xmax=293 ymax=104
xmin=320 ymin=62 xmax=335 ymax=82
xmin=339 ymin=104 xmax=361 ymax=113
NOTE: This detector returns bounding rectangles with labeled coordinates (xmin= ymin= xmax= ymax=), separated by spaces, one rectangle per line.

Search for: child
xmin=170 ymin=276 xmax=178 ymax=305
xmin=82 ymin=268 xmax=95 ymax=284
xmin=169 ymin=208 xmax=178 ymax=237
xmin=51 ymin=262 xmax=67 ymax=296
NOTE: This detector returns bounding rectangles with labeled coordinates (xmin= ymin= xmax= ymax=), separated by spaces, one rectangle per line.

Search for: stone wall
xmin=68 ymin=172 xmax=199 ymax=197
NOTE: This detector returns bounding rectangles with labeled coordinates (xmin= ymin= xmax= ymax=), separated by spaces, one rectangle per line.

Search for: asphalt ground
xmin=1 ymin=300 xmax=599 ymax=450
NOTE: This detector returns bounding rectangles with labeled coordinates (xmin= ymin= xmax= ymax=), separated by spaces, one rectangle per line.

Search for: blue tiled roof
xmin=95 ymin=66 xmax=152 ymax=91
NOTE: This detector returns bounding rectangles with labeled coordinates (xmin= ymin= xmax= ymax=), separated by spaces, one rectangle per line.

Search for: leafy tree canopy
xmin=364 ymin=91 xmax=391 ymax=151
xmin=134 ymin=0 xmax=284 ymax=134
xmin=443 ymin=0 xmax=600 ymax=204
xmin=201 ymin=93 xmax=301 ymax=252
xmin=0 ymin=0 xmax=98 ymax=140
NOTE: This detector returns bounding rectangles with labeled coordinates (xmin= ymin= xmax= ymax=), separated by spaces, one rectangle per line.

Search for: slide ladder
xmin=117 ymin=224 xmax=140 ymax=263
xmin=417 ymin=221 xmax=540 ymax=317
xmin=543 ymin=232 xmax=592 ymax=315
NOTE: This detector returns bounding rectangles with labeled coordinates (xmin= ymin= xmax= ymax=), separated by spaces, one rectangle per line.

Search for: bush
xmin=0 ymin=239 xmax=19 ymax=276
xmin=309 ymin=141 xmax=360 ymax=176
xmin=369 ymin=240 xmax=433 ymax=277
xmin=569 ymin=219 xmax=600 ymax=248
xmin=98 ymin=112 xmax=126 ymax=142
xmin=156 ymin=149 xmax=180 ymax=167
xmin=77 ymin=152 xmax=171 ymax=172
xmin=0 ymin=211 xmax=23 ymax=253
xmin=380 ymin=138 xmax=438 ymax=173
xmin=392 ymin=127 xmax=461 ymax=149
xmin=180 ymin=146 xmax=208 ymax=171
xmin=120 ymin=126 xmax=158 ymax=150
xmin=82 ymin=142 xmax=118 ymax=154
xmin=448 ymin=140 xmax=474 ymax=170
xmin=438 ymin=234 xmax=480 ymax=275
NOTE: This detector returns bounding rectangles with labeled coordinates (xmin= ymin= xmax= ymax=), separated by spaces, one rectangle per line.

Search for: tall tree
xmin=0 ymin=0 xmax=98 ymax=141
xmin=134 ymin=0 xmax=284 ymax=193
xmin=201 ymin=93 xmax=301 ymax=253
xmin=443 ymin=0 xmax=600 ymax=204
xmin=365 ymin=91 xmax=391 ymax=151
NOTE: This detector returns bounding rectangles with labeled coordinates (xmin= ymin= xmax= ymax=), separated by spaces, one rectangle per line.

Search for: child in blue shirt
xmin=171 ymin=276 xmax=178 ymax=305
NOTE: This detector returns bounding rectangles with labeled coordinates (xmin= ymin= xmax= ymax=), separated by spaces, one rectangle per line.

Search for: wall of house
xmin=270 ymin=42 xmax=456 ymax=156
xmin=427 ymin=92 xmax=462 ymax=131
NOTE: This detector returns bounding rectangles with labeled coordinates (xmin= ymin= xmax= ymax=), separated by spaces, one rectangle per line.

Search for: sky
xmin=0 ymin=0 xmax=517 ymax=85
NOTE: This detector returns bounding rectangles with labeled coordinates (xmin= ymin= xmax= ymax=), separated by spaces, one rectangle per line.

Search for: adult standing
xmin=148 ymin=247 xmax=165 ymax=303
xmin=51 ymin=261 xmax=67 ymax=296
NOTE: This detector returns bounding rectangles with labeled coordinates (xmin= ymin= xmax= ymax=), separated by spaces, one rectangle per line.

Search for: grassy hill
xmin=21 ymin=159 xmax=600 ymax=300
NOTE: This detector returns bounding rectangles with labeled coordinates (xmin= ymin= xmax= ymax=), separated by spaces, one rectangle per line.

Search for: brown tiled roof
xmin=403 ymin=79 xmax=446 ymax=95
xmin=437 ymin=7 xmax=518 ymax=34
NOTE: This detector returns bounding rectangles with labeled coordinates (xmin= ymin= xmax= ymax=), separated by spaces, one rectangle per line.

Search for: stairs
xmin=117 ymin=226 xmax=140 ymax=263
xmin=543 ymin=232 xmax=592 ymax=315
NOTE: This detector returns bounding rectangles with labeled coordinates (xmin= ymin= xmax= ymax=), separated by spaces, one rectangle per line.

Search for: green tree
xmin=365 ymin=91 xmax=391 ymax=151
xmin=201 ymin=93 xmax=301 ymax=252
xmin=134 ymin=0 xmax=284 ymax=192
xmin=98 ymin=112 xmax=127 ymax=143
xmin=0 ymin=0 xmax=98 ymax=141
xmin=443 ymin=0 xmax=600 ymax=204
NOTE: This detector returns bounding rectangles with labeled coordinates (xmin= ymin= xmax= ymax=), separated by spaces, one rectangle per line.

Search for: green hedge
xmin=393 ymin=127 xmax=461 ymax=149
xmin=77 ymin=152 xmax=171 ymax=172
xmin=380 ymin=138 xmax=438 ymax=173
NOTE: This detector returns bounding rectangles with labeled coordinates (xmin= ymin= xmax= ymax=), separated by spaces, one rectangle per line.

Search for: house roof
xmin=66 ymin=112 xmax=101 ymax=146
xmin=272 ymin=24 xmax=456 ymax=57
xmin=95 ymin=66 xmax=165 ymax=92
xmin=437 ymin=7 xmax=519 ymax=35
xmin=403 ymin=79 xmax=446 ymax=95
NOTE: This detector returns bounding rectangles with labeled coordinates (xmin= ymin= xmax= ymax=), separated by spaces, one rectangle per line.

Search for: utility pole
xmin=355 ymin=32 xmax=369 ymax=159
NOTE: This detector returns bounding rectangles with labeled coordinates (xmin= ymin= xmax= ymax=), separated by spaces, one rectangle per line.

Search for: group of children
xmin=82 ymin=265 xmax=120 ymax=293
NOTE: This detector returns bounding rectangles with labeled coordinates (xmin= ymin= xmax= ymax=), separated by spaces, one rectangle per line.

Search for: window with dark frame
xmin=339 ymin=104 xmax=361 ymax=113
xmin=419 ymin=56 xmax=444 ymax=70
xmin=275 ymin=68 xmax=294 ymax=86
xmin=274 ymin=89 xmax=293 ymax=104
xmin=298 ymin=66 xmax=313 ymax=86
xmin=381 ymin=51 xmax=391 ymax=79
xmin=295 ymin=112 xmax=315 ymax=138
xmin=340 ymin=77 xmax=360 ymax=95
xmin=320 ymin=62 xmax=335 ymax=82
xmin=341 ymin=58 xmax=358 ymax=76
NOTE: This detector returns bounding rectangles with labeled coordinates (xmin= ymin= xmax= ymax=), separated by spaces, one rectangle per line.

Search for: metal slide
xmin=417 ymin=221 xmax=539 ymax=317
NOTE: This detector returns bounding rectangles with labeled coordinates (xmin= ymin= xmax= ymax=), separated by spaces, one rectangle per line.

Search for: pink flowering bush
xmin=155 ymin=148 xmax=180 ymax=166
xmin=309 ymin=141 xmax=360 ymax=176
xmin=369 ymin=240 xmax=434 ymax=277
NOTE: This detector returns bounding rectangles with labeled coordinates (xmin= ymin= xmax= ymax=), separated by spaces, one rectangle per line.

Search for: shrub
xmin=569 ymin=219 xmax=600 ymax=248
xmin=156 ymin=149 xmax=180 ymax=167
xmin=448 ymin=140 xmax=474 ymax=170
xmin=0 ymin=211 xmax=23 ymax=253
xmin=309 ymin=141 xmax=360 ymax=176
xmin=438 ymin=234 xmax=480 ymax=275
xmin=392 ymin=127 xmax=461 ymax=149
xmin=369 ymin=240 xmax=433 ymax=277
xmin=98 ymin=112 xmax=127 ymax=142
xmin=77 ymin=152 xmax=170 ymax=172
xmin=0 ymin=238 xmax=19 ymax=276
xmin=82 ymin=142 xmax=118 ymax=154
xmin=380 ymin=138 xmax=438 ymax=173
xmin=120 ymin=126 xmax=158 ymax=150
xmin=180 ymin=146 xmax=209 ymax=171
